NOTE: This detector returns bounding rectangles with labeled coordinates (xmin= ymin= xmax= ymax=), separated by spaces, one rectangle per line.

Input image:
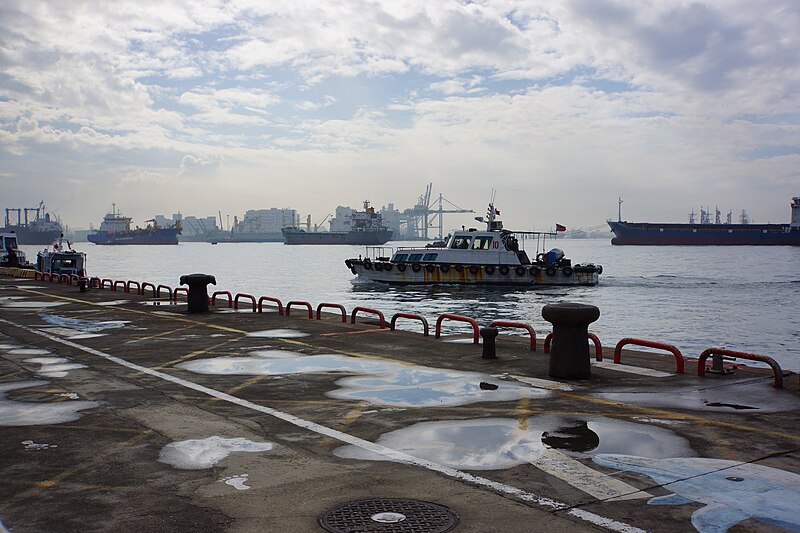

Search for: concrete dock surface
xmin=1 ymin=274 xmax=799 ymax=533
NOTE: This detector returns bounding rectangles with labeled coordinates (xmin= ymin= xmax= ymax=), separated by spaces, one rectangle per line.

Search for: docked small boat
xmin=1 ymin=232 xmax=28 ymax=267
xmin=36 ymin=235 xmax=87 ymax=277
xmin=344 ymin=202 xmax=602 ymax=286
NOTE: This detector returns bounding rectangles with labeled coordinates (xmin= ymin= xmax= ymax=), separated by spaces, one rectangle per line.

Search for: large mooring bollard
xmin=542 ymin=302 xmax=599 ymax=379
xmin=480 ymin=327 xmax=498 ymax=359
xmin=179 ymin=273 xmax=216 ymax=314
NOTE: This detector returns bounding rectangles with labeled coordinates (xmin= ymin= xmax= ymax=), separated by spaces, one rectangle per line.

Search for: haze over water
xmin=22 ymin=239 xmax=800 ymax=371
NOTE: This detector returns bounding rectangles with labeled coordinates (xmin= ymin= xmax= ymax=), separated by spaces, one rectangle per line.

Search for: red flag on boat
xmin=555 ymin=223 xmax=566 ymax=232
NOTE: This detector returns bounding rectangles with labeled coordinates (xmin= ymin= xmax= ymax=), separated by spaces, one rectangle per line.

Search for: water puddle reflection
xmin=0 ymin=381 xmax=99 ymax=426
xmin=334 ymin=415 xmax=695 ymax=470
xmin=177 ymin=352 xmax=551 ymax=407
xmin=158 ymin=436 xmax=275 ymax=470
xmin=24 ymin=357 xmax=87 ymax=377
xmin=247 ymin=329 xmax=309 ymax=338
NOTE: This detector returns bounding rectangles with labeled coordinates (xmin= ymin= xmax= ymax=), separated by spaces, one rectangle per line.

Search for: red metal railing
xmin=435 ymin=313 xmax=479 ymax=344
xmin=351 ymin=306 xmax=386 ymax=328
xmin=258 ymin=296 xmax=284 ymax=315
xmin=390 ymin=312 xmax=429 ymax=336
xmin=286 ymin=301 xmax=313 ymax=318
xmin=34 ymin=271 xmax=44 ymax=280
xmin=101 ymin=279 xmax=114 ymax=290
xmin=317 ymin=303 xmax=347 ymax=322
xmin=126 ymin=280 xmax=141 ymax=294
xmin=698 ymin=348 xmax=783 ymax=388
xmin=156 ymin=285 xmax=172 ymax=299
xmin=211 ymin=291 xmax=232 ymax=308
xmin=234 ymin=293 xmax=257 ymax=312
xmin=113 ymin=280 xmax=127 ymax=292
xmin=141 ymin=282 xmax=156 ymax=297
xmin=70 ymin=274 xmax=80 ymax=284
xmin=89 ymin=277 xmax=101 ymax=288
xmin=488 ymin=320 xmax=537 ymax=351
xmin=172 ymin=287 xmax=188 ymax=302
xmin=614 ymin=337 xmax=684 ymax=374
xmin=59 ymin=274 xmax=71 ymax=284
xmin=544 ymin=332 xmax=603 ymax=361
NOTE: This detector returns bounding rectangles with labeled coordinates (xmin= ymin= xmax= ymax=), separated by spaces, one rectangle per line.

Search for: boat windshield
xmin=451 ymin=236 xmax=472 ymax=249
xmin=472 ymin=236 xmax=493 ymax=250
xmin=3 ymin=236 xmax=18 ymax=249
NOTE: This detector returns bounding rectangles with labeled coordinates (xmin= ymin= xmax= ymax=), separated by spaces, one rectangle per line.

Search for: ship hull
xmin=0 ymin=226 xmax=62 ymax=245
xmin=88 ymin=228 xmax=180 ymax=245
xmin=282 ymin=228 xmax=392 ymax=245
xmin=608 ymin=221 xmax=800 ymax=246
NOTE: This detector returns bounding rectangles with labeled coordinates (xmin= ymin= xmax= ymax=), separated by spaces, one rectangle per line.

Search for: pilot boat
xmin=344 ymin=202 xmax=602 ymax=286
xmin=36 ymin=235 xmax=87 ymax=277
xmin=1 ymin=232 xmax=29 ymax=267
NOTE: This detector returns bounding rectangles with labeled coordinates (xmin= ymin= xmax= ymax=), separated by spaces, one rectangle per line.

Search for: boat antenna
xmin=617 ymin=197 xmax=623 ymax=222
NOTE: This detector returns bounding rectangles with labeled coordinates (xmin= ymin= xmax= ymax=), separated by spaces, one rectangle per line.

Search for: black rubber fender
xmin=469 ymin=265 xmax=480 ymax=274
xmin=412 ymin=263 xmax=422 ymax=272
xmin=485 ymin=265 xmax=496 ymax=274
xmin=545 ymin=266 xmax=556 ymax=276
xmin=363 ymin=259 xmax=372 ymax=270
xmin=515 ymin=266 xmax=526 ymax=276
xmin=499 ymin=265 xmax=510 ymax=275
xmin=563 ymin=266 xmax=573 ymax=277
xmin=397 ymin=263 xmax=407 ymax=272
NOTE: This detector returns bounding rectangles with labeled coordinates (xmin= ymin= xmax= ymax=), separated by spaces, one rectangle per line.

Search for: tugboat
xmin=36 ymin=234 xmax=87 ymax=276
xmin=344 ymin=200 xmax=602 ymax=286
xmin=1 ymin=232 xmax=28 ymax=267
xmin=88 ymin=204 xmax=181 ymax=245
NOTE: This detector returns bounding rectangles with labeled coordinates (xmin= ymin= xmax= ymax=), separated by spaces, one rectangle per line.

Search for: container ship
xmin=608 ymin=195 xmax=800 ymax=245
xmin=88 ymin=205 xmax=181 ymax=245
xmin=1 ymin=201 xmax=63 ymax=245
xmin=282 ymin=201 xmax=393 ymax=245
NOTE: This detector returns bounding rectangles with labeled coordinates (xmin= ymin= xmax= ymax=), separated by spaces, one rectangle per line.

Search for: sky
xmin=1 ymin=0 xmax=799 ymax=232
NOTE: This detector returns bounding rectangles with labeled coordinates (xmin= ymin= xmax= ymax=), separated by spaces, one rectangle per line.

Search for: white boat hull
xmin=347 ymin=261 xmax=599 ymax=286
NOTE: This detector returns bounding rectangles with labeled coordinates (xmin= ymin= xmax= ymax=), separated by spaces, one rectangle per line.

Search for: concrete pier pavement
xmin=1 ymin=274 xmax=798 ymax=533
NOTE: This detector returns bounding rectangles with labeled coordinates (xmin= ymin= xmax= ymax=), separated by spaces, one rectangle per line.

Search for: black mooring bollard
xmin=78 ymin=278 xmax=89 ymax=293
xmin=480 ymin=327 xmax=498 ymax=359
xmin=179 ymin=273 xmax=217 ymax=314
xmin=542 ymin=303 xmax=600 ymax=379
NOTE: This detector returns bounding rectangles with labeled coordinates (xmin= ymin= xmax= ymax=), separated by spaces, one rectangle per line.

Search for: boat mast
xmin=617 ymin=197 xmax=623 ymax=222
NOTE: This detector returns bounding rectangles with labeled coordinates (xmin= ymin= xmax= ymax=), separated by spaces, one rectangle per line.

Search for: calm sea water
xmin=21 ymin=239 xmax=800 ymax=371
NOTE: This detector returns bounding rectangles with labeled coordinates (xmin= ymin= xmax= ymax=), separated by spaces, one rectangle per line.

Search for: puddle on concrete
xmin=442 ymin=336 xmax=481 ymax=344
xmin=96 ymin=299 xmax=132 ymax=306
xmin=140 ymin=299 xmax=177 ymax=307
xmin=178 ymin=352 xmax=551 ymax=407
xmin=0 ymin=299 xmax=66 ymax=309
xmin=22 ymin=439 xmax=58 ymax=450
xmin=7 ymin=348 xmax=52 ymax=356
xmin=0 ymin=343 xmax=20 ymax=350
xmin=39 ymin=313 xmax=129 ymax=332
xmin=247 ymin=329 xmax=309 ymax=338
xmin=0 ymin=380 xmax=99 ymax=426
xmin=593 ymin=454 xmax=800 ymax=532
xmin=595 ymin=381 xmax=800 ymax=413
xmin=220 ymin=473 xmax=251 ymax=490
xmin=24 ymin=357 xmax=87 ymax=378
xmin=158 ymin=436 xmax=275 ymax=470
xmin=334 ymin=415 xmax=695 ymax=470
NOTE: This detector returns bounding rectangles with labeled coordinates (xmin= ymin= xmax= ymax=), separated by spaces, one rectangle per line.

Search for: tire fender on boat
xmin=563 ymin=266 xmax=573 ymax=277
xmin=499 ymin=265 xmax=510 ymax=275
xmin=375 ymin=262 xmax=384 ymax=271
xmin=515 ymin=266 xmax=526 ymax=276
xmin=412 ymin=263 xmax=422 ymax=272
xmin=469 ymin=265 xmax=479 ymax=274
xmin=426 ymin=264 xmax=435 ymax=273
xmin=529 ymin=266 xmax=539 ymax=276
xmin=363 ymin=259 xmax=372 ymax=270
xmin=485 ymin=265 xmax=496 ymax=274
xmin=440 ymin=264 xmax=450 ymax=273
xmin=384 ymin=263 xmax=393 ymax=271
xmin=397 ymin=263 xmax=407 ymax=272
xmin=545 ymin=266 xmax=556 ymax=276
xmin=597 ymin=265 xmax=603 ymax=274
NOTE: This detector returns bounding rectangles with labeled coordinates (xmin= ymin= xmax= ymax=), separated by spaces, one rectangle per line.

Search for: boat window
xmin=394 ymin=254 xmax=408 ymax=262
xmin=451 ymin=236 xmax=471 ymax=249
xmin=4 ymin=237 xmax=17 ymax=249
xmin=472 ymin=236 xmax=492 ymax=250
xmin=422 ymin=253 xmax=438 ymax=261
xmin=409 ymin=253 xmax=423 ymax=262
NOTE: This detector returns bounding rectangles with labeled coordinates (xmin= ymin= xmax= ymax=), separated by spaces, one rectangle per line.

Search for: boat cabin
xmin=36 ymin=248 xmax=86 ymax=276
xmin=391 ymin=228 xmax=532 ymax=266
xmin=1 ymin=232 xmax=26 ymax=266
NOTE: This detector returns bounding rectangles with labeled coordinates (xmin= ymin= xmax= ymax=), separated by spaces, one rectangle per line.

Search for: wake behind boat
xmin=345 ymin=201 xmax=601 ymax=286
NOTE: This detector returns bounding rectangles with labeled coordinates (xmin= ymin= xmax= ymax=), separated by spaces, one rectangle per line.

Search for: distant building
xmin=181 ymin=215 xmax=219 ymax=236
xmin=380 ymin=203 xmax=401 ymax=239
xmin=235 ymin=208 xmax=297 ymax=233
xmin=329 ymin=206 xmax=355 ymax=232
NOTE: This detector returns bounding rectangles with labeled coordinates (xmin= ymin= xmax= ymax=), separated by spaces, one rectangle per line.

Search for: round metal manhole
xmin=319 ymin=498 xmax=459 ymax=532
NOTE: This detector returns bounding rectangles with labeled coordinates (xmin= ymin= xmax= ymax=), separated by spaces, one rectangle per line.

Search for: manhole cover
xmin=319 ymin=498 xmax=459 ymax=532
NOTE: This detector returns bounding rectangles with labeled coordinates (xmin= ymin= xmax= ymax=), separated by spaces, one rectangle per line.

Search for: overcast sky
xmin=1 ymin=0 xmax=798 ymax=231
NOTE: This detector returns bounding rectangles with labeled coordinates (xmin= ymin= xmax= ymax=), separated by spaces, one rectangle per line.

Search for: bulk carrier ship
xmin=608 ymin=195 xmax=800 ymax=245
xmin=1 ymin=201 xmax=63 ymax=245
xmin=282 ymin=201 xmax=392 ymax=245
xmin=88 ymin=205 xmax=181 ymax=245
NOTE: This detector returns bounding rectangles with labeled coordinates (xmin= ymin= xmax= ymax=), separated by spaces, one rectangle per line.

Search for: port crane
xmin=401 ymin=183 xmax=474 ymax=240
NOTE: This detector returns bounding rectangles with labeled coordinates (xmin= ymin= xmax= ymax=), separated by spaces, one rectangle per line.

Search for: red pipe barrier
xmin=234 ymin=293 xmax=257 ymax=312
xmin=543 ymin=332 xmax=603 ymax=361
xmin=156 ymin=284 xmax=172 ymax=299
xmin=351 ymin=306 xmax=386 ymax=328
xmin=34 ymin=271 xmax=44 ymax=280
xmin=698 ymin=348 xmax=783 ymax=388
xmin=390 ymin=312 xmax=429 ymax=336
xmin=70 ymin=274 xmax=80 ymax=284
xmin=488 ymin=320 xmax=537 ymax=351
xmin=113 ymin=280 xmax=127 ymax=292
xmin=614 ymin=337 xmax=685 ymax=374
xmin=211 ymin=291 xmax=232 ymax=308
xmin=59 ymin=274 xmax=70 ymax=284
xmin=126 ymin=280 xmax=141 ymax=295
xmin=101 ymin=279 xmax=114 ymax=290
xmin=317 ymin=303 xmax=347 ymax=322
xmin=435 ymin=313 xmax=479 ymax=344
xmin=258 ymin=296 xmax=284 ymax=315
xmin=141 ymin=282 xmax=157 ymax=297
xmin=287 ymin=301 xmax=313 ymax=318
xmin=172 ymin=287 xmax=188 ymax=302
xmin=89 ymin=277 xmax=101 ymax=288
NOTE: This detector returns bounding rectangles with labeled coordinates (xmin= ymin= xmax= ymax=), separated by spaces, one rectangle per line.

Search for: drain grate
xmin=319 ymin=498 xmax=459 ymax=532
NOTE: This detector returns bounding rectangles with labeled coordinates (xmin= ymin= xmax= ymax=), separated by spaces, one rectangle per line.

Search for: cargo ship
xmin=1 ymin=201 xmax=63 ymax=245
xmin=608 ymin=195 xmax=800 ymax=245
xmin=88 ymin=205 xmax=181 ymax=245
xmin=282 ymin=201 xmax=392 ymax=245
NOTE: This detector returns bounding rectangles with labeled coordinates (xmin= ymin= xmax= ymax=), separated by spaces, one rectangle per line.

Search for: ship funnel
xmin=791 ymin=196 xmax=800 ymax=228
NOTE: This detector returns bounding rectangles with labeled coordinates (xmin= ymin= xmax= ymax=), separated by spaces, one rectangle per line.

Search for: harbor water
xmin=21 ymin=239 xmax=800 ymax=371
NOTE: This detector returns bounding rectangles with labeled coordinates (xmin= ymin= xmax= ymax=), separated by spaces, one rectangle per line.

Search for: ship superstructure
xmin=1 ymin=201 xmax=63 ymax=245
xmin=88 ymin=204 xmax=181 ymax=245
